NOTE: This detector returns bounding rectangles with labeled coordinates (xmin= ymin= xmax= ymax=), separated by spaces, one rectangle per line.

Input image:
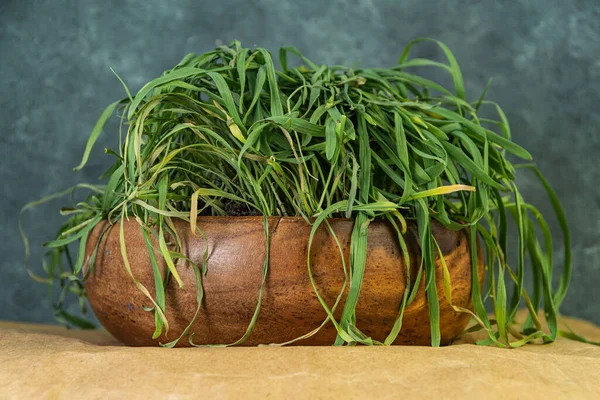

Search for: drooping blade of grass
xmin=433 ymin=107 xmax=532 ymax=160
xmin=158 ymin=224 xmax=184 ymax=288
xmin=20 ymin=187 xmax=94 ymax=283
xmin=516 ymin=164 xmax=571 ymax=307
xmin=268 ymin=220 xmax=350 ymax=346
xmin=415 ymin=199 xmax=440 ymax=346
xmin=334 ymin=212 xmax=370 ymax=345
xmin=526 ymin=218 xmax=558 ymax=342
xmin=128 ymin=67 xmax=225 ymax=119
xmin=469 ymin=227 xmax=494 ymax=339
xmin=72 ymin=214 xmax=103 ymax=274
xmin=305 ymin=201 xmax=355 ymax=344
xmin=119 ymin=210 xmax=169 ymax=333
xmin=383 ymin=215 xmax=411 ymax=345
xmin=163 ymin=255 xmax=204 ymax=347
xmin=189 ymin=216 xmax=272 ymax=347
xmin=141 ymin=227 xmax=166 ymax=339
xmin=74 ymin=100 xmax=122 ymax=171
xmin=506 ymin=184 xmax=525 ymax=323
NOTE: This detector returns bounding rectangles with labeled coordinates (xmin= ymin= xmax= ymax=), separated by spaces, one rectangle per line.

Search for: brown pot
xmin=84 ymin=217 xmax=483 ymax=346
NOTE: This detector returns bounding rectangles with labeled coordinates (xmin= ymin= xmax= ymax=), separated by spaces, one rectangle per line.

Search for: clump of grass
xmin=21 ymin=39 xmax=576 ymax=347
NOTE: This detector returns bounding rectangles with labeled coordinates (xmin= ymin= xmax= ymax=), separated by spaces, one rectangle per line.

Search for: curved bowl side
xmin=84 ymin=217 xmax=484 ymax=346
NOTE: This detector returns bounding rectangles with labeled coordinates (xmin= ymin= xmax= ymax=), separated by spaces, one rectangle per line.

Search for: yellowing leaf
xmin=409 ymin=184 xmax=475 ymax=200
xmin=228 ymin=121 xmax=246 ymax=143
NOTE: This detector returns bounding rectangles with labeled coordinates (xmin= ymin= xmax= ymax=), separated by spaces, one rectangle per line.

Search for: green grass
xmin=21 ymin=38 xmax=575 ymax=347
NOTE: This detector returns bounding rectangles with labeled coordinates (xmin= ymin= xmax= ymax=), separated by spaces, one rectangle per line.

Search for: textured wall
xmin=1 ymin=0 xmax=599 ymax=325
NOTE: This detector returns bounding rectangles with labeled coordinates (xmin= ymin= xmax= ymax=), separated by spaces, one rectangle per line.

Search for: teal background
xmin=1 ymin=0 xmax=599 ymax=324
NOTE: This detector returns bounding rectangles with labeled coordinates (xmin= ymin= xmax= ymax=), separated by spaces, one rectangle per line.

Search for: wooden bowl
xmin=84 ymin=217 xmax=483 ymax=346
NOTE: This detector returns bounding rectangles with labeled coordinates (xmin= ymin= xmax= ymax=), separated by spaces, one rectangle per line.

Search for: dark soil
xmin=222 ymin=200 xmax=262 ymax=216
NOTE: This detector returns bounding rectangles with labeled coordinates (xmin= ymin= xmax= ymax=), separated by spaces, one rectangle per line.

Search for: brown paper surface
xmin=1 ymin=312 xmax=599 ymax=400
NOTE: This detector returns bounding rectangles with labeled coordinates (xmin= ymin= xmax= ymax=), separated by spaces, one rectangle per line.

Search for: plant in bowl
xmin=21 ymin=39 xmax=573 ymax=347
